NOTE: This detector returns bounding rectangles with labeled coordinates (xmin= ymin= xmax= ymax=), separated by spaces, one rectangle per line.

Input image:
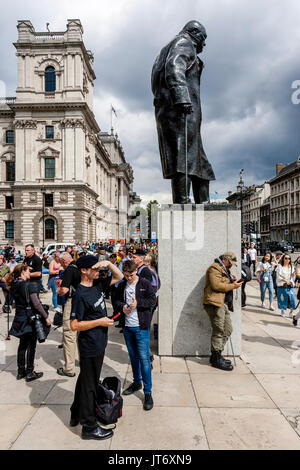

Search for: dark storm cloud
xmin=1 ymin=0 xmax=300 ymax=202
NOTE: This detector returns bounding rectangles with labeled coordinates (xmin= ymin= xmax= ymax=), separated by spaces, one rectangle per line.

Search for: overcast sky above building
xmin=1 ymin=0 xmax=300 ymax=204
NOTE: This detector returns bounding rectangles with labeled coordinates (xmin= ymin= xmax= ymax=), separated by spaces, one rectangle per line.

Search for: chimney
xmin=276 ymin=163 xmax=285 ymax=175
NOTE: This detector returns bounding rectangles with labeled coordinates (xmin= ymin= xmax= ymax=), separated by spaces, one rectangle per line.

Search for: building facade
xmin=227 ymin=174 xmax=270 ymax=240
xmin=0 ymin=19 xmax=135 ymax=249
xmin=269 ymin=159 xmax=300 ymax=243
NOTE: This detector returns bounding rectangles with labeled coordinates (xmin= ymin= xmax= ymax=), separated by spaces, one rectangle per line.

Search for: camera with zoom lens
xmin=29 ymin=314 xmax=47 ymax=343
xmin=99 ymin=267 xmax=109 ymax=278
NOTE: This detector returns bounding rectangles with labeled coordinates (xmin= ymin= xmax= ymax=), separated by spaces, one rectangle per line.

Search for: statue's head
xmin=180 ymin=20 xmax=207 ymax=53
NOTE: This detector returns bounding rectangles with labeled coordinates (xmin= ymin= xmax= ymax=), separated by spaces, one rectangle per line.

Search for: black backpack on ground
xmin=96 ymin=376 xmax=123 ymax=425
xmin=53 ymin=310 xmax=63 ymax=327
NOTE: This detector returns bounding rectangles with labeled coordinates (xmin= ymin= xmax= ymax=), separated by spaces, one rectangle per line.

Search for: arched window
xmin=45 ymin=219 xmax=55 ymax=239
xmin=45 ymin=66 xmax=56 ymax=92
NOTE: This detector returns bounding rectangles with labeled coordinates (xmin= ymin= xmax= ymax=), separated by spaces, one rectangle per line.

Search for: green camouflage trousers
xmin=204 ymin=304 xmax=233 ymax=352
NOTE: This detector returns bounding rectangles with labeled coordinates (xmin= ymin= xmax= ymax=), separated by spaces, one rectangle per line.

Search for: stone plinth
xmin=158 ymin=204 xmax=241 ymax=356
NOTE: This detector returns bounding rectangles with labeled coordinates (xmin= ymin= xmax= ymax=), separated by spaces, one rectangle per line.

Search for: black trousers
xmin=70 ymin=353 xmax=104 ymax=430
xmin=241 ymin=282 xmax=246 ymax=307
xmin=17 ymin=333 xmax=37 ymax=374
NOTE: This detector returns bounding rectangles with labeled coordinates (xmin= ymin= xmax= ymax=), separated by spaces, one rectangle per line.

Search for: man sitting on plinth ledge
xmin=203 ymin=252 xmax=243 ymax=371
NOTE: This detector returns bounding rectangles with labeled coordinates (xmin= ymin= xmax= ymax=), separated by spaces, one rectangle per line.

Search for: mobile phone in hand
xmin=108 ymin=312 xmax=121 ymax=321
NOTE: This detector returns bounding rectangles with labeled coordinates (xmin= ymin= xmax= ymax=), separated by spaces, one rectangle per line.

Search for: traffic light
xmin=246 ymin=223 xmax=250 ymax=235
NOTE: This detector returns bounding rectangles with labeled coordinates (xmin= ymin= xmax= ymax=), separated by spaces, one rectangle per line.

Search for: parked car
xmin=42 ymin=243 xmax=73 ymax=257
xmin=265 ymin=241 xmax=294 ymax=253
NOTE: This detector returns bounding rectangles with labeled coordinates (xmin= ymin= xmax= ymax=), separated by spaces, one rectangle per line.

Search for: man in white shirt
xmin=248 ymin=242 xmax=257 ymax=276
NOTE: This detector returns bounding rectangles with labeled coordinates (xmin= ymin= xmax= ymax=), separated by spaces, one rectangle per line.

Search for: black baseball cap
xmin=76 ymin=255 xmax=99 ymax=269
xmin=133 ymin=249 xmax=146 ymax=256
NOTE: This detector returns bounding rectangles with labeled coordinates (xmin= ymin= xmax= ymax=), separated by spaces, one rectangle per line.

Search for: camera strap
xmin=24 ymin=283 xmax=31 ymax=310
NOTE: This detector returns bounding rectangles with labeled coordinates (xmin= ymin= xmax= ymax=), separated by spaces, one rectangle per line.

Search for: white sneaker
xmin=54 ymin=306 xmax=62 ymax=313
xmin=280 ymin=310 xmax=287 ymax=317
xmin=261 ymin=303 xmax=265 ymax=308
xmin=269 ymin=306 xmax=275 ymax=311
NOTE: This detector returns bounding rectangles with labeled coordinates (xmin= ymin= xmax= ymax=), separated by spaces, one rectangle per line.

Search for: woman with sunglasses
xmin=276 ymin=253 xmax=296 ymax=317
xmin=256 ymin=252 xmax=275 ymax=311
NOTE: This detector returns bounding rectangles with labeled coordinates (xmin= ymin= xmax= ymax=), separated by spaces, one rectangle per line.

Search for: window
xmin=6 ymin=130 xmax=14 ymax=144
xmin=6 ymin=162 xmax=15 ymax=181
xmin=45 ymin=66 xmax=56 ymax=92
xmin=45 ymin=126 xmax=54 ymax=139
xmin=44 ymin=193 xmax=53 ymax=207
xmin=5 ymin=221 xmax=14 ymax=238
xmin=45 ymin=158 xmax=55 ymax=179
xmin=45 ymin=219 xmax=55 ymax=239
xmin=5 ymin=196 xmax=14 ymax=209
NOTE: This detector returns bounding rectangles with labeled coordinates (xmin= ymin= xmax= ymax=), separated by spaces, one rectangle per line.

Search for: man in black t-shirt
xmin=24 ymin=244 xmax=42 ymax=289
xmin=69 ymin=255 xmax=123 ymax=441
xmin=56 ymin=252 xmax=81 ymax=377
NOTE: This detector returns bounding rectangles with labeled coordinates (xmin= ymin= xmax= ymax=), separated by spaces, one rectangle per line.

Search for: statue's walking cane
xmin=185 ymin=114 xmax=188 ymax=201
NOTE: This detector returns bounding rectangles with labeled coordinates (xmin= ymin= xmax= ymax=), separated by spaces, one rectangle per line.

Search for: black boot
xmin=82 ymin=425 xmax=113 ymax=440
xmin=26 ymin=371 xmax=43 ymax=382
xmin=210 ymin=351 xmax=233 ymax=371
xmin=17 ymin=370 xmax=26 ymax=380
xmin=209 ymin=352 xmax=232 ymax=365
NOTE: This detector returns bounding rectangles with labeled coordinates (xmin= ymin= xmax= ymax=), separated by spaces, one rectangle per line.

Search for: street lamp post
xmin=41 ymin=186 xmax=46 ymax=251
xmin=237 ymin=169 xmax=246 ymax=239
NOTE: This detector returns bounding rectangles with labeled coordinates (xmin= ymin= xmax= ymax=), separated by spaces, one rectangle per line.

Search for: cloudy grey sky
xmin=1 ymin=0 xmax=300 ymax=204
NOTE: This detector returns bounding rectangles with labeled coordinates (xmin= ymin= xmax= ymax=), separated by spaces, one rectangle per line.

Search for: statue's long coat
xmin=151 ymin=32 xmax=215 ymax=181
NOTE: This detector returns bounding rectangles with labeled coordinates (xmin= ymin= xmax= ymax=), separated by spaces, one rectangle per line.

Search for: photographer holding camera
xmin=69 ymin=255 xmax=123 ymax=440
xmin=6 ymin=264 xmax=51 ymax=382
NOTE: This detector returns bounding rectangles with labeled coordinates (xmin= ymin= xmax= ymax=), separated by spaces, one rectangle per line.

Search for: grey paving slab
xmin=0 ymin=404 xmax=39 ymax=450
xmin=201 ymin=408 xmax=300 ymax=450
xmin=160 ymin=357 xmax=188 ymax=374
xmin=123 ymin=373 xmax=197 ymax=408
xmin=242 ymin=330 xmax=300 ymax=374
xmin=255 ymin=374 xmax=300 ymax=408
xmin=11 ymin=405 xmax=111 ymax=450
xmin=280 ymin=409 xmax=300 ymax=437
xmin=111 ymin=406 xmax=208 ymax=450
xmin=191 ymin=373 xmax=275 ymax=408
xmin=186 ymin=356 xmax=250 ymax=374
xmin=0 ymin=370 xmax=58 ymax=405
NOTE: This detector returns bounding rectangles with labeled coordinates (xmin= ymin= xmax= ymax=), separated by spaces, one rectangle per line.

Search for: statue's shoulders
xmin=171 ymin=32 xmax=194 ymax=49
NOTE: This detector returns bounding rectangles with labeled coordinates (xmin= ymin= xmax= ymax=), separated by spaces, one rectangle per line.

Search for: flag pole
xmin=110 ymin=105 xmax=113 ymax=134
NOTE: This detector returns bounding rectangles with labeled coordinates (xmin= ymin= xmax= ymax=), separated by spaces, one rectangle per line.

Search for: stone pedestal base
xmin=158 ymin=204 xmax=241 ymax=356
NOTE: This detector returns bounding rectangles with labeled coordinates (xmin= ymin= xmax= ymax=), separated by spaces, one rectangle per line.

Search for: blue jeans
xmin=48 ymin=276 xmax=58 ymax=309
xmin=123 ymin=326 xmax=152 ymax=394
xmin=260 ymin=277 xmax=274 ymax=303
xmin=277 ymin=286 xmax=296 ymax=310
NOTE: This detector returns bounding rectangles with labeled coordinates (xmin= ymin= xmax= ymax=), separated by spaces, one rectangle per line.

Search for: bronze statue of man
xmin=151 ymin=20 xmax=215 ymax=204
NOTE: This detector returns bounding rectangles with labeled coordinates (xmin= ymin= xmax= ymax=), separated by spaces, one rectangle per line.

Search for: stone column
xmin=158 ymin=204 xmax=242 ymax=357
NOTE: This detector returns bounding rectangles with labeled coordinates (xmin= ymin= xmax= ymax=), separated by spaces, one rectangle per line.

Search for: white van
xmin=42 ymin=243 xmax=73 ymax=257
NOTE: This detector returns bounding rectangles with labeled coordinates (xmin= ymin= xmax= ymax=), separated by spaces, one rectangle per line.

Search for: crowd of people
xmin=242 ymin=243 xmax=300 ymax=326
xmin=0 ymin=240 xmax=159 ymax=441
xmin=0 ymin=238 xmax=299 ymax=440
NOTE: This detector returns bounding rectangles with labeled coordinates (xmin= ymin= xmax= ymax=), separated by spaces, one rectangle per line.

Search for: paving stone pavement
xmin=1 ymin=279 xmax=300 ymax=450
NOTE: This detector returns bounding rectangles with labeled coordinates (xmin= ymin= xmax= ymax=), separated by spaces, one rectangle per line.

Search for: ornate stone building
xmin=269 ymin=159 xmax=300 ymax=243
xmin=0 ymin=19 xmax=135 ymax=249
